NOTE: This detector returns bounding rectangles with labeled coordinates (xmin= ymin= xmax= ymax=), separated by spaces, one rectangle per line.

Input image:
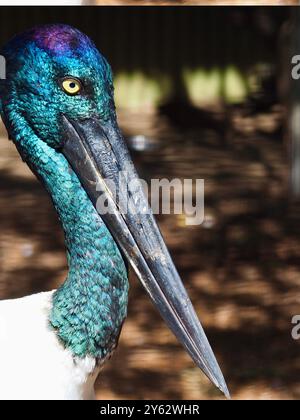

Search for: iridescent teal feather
xmin=0 ymin=25 xmax=129 ymax=360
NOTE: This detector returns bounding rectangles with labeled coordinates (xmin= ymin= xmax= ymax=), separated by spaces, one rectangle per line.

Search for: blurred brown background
xmin=1 ymin=7 xmax=300 ymax=400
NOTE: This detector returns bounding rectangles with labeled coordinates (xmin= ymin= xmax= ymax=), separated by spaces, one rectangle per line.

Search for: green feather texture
xmin=0 ymin=25 xmax=129 ymax=359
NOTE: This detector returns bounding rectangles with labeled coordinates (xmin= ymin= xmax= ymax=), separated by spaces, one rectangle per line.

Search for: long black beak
xmin=61 ymin=115 xmax=229 ymax=399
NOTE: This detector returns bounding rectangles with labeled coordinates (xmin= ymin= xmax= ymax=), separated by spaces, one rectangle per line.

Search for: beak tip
xmin=221 ymin=384 xmax=231 ymax=400
xmin=206 ymin=363 xmax=230 ymax=399
xmin=215 ymin=375 xmax=231 ymax=400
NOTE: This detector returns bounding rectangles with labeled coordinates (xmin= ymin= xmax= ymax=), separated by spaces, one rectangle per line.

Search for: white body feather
xmin=0 ymin=291 xmax=100 ymax=400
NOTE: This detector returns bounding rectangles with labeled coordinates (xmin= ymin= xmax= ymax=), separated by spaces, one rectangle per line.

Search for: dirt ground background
xmin=1 ymin=103 xmax=300 ymax=400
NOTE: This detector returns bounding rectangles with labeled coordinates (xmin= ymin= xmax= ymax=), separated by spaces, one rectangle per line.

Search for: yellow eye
xmin=61 ymin=78 xmax=82 ymax=96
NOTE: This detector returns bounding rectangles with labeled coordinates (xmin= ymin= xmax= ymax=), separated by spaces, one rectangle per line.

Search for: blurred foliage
xmin=0 ymin=7 xmax=291 ymax=108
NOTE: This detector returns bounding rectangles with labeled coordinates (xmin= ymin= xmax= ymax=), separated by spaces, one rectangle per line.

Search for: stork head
xmin=0 ymin=25 xmax=115 ymax=147
xmin=0 ymin=25 xmax=229 ymax=399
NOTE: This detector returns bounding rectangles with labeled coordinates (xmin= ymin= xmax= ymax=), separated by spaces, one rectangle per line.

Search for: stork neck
xmin=13 ymin=119 xmax=128 ymax=360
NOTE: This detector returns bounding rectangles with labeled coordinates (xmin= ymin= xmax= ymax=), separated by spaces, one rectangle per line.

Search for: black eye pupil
xmin=70 ymin=82 xmax=76 ymax=89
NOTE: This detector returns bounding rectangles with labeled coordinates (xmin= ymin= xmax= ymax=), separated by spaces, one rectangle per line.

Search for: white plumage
xmin=0 ymin=292 xmax=100 ymax=400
